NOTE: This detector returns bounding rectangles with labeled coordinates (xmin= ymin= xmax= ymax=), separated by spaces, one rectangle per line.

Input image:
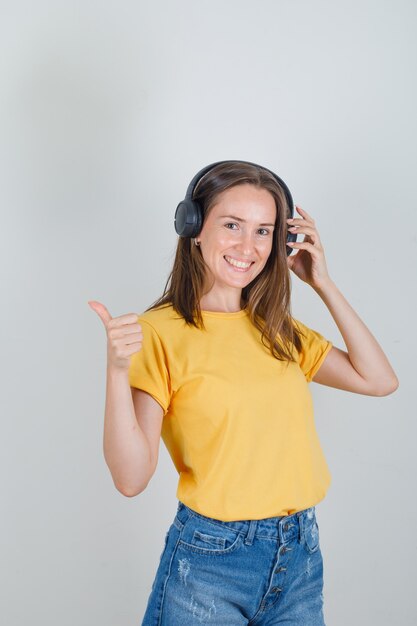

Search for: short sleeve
xmin=293 ymin=318 xmax=333 ymax=383
xmin=128 ymin=318 xmax=171 ymax=414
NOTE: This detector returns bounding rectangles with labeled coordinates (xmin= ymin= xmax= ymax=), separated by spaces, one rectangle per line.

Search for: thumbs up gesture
xmin=88 ymin=301 xmax=143 ymax=371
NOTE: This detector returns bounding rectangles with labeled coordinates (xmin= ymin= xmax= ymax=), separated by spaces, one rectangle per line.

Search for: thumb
xmin=88 ymin=300 xmax=112 ymax=327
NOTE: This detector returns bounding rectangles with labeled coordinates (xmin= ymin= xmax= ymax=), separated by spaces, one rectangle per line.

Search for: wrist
xmin=107 ymin=363 xmax=129 ymax=379
xmin=312 ymin=276 xmax=335 ymax=295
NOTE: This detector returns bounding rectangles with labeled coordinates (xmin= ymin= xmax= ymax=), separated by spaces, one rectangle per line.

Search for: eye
xmin=257 ymin=228 xmax=270 ymax=236
xmin=224 ymin=222 xmax=239 ymax=230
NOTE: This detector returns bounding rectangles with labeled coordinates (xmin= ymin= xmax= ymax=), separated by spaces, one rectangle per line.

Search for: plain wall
xmin=1 ymin=1 xmax=416 ymax=624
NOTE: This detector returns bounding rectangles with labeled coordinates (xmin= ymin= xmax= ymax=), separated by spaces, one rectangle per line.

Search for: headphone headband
xmin=185 ymin=160 xmax=293 ymax=206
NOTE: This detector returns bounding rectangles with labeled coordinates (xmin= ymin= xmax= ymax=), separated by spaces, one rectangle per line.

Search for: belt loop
xmin=244 ymin=520 xmax=257 ymax=545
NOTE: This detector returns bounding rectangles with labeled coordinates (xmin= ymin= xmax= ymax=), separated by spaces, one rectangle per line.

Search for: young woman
xmin=89 ymin=160 xmax=398 ymax=625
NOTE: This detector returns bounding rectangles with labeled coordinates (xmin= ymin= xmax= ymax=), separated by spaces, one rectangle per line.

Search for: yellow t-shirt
xmin=128 ymin=304 xmax=333 ymax=521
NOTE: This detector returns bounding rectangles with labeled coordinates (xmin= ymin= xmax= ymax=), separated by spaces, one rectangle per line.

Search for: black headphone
xmin=174 ymin=160 xmax=297 ymax=256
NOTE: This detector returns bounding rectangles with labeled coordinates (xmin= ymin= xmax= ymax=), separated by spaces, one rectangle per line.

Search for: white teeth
xmin=225 ymin=255 xmax=252 ymax=268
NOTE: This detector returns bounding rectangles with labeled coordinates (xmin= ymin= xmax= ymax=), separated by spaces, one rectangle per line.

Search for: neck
xmin=199 ymin=291 xmax=243 ymax=313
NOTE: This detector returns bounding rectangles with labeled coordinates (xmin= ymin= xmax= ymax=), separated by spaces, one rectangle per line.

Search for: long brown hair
xmin=147 ymin=161 xmax=304 ymax=362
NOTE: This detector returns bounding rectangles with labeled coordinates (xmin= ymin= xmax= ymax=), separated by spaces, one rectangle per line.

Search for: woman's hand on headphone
xmin=286 ymin=205 xmax=331 ymax=290
xmin=88 ymin=301 xmax=143 ymax=371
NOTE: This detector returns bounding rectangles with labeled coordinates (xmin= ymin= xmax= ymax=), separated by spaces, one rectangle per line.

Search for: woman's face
xmin=197 ymin=183 xmax=277 ymax=296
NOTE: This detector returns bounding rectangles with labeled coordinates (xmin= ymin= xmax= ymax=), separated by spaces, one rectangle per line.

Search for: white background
xmin=1 ymin=1 xmax=415 ymax=624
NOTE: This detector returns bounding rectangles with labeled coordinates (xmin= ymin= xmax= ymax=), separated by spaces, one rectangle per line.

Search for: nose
xmin=235 ymin=229 xmax=255 ymax=257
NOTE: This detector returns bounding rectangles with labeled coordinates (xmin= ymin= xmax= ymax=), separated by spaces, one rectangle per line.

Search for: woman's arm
xmin=311 ymin=279 xmax=399 ymax=396
xmin=103 ymin=367 xmax=163 ymax=496
xmin=89 ymin=300 xmax=164 ymax=496
xmin=286 ymin=206 xmax=399 ymax=396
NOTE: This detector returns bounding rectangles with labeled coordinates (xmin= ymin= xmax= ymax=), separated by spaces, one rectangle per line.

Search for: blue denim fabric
xmin=141 ymin=501 xmax=326 ymax=625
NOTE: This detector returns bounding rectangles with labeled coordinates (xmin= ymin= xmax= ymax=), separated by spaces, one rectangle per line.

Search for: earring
xmin=194 ymin=239 xmax=200 ymax=246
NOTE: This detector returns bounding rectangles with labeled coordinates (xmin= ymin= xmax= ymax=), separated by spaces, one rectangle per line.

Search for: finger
xmin=295 ymin=205 xmax=314 ymax=221
xmin=288 ymin=225 xmax=316 ymax=233
xmin=121 ymin=323 xmax=142 ymax=336
xmin=287 ymin=241 xmax=318 ymax=253
xmin=108 ymin=313 xmax=141 ymax=328
xmin=108 ymin=326 xmax=143 ymax=341
xmin=88 ymin=301 xmax=112 ymax=327
xmin=288 ymin=225 xmax=320 ymax=243
xmin=125 ymin=334 xmax=143 ymax=346
xmin=288 ymin=216 xmax=313 ymax=227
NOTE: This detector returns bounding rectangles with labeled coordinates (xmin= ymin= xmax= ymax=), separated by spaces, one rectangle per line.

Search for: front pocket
xmin=192 ymin=529 xmax=226 ymax=550
xmin=178 ymin=519 xmax=243 ymax=556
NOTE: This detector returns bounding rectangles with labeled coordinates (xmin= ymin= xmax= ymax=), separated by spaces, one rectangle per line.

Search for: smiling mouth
xmin=224 ymin=255 xmax=254 ymax=270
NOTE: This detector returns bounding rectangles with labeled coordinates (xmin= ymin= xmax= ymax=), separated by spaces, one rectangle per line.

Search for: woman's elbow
xmin=376 ymin=376 xmax=399 ymax=397
xmin=116 ymin=479 xmax=150 ymax=498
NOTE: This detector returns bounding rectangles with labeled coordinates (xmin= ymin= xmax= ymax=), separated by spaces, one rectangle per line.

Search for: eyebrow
xmin=218 ymin=214 xmax=275 ymax=227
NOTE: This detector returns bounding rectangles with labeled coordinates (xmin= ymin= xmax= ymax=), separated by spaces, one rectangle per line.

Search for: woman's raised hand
xmin=88 ymin=300 xmax=143 ymax=371
xmin=286 ymin=205 xmax=331 ymax=290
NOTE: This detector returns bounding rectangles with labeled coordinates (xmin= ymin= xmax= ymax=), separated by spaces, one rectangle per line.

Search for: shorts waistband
xmin=175 ymin=501 xmax=318 ymax=546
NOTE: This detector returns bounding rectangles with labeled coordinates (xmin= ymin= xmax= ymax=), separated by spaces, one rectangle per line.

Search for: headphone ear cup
xmin=174 ymin=199 xmax=203 ymax=238
xmin=285 ymin=198 xmax=296 ymax=256
xmin=286 ymin=229 xmax=297 ymax=256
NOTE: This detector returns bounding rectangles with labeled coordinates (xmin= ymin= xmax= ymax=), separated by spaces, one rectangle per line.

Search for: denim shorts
xmin=140 ymin=500 xmax=326 ymax=625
